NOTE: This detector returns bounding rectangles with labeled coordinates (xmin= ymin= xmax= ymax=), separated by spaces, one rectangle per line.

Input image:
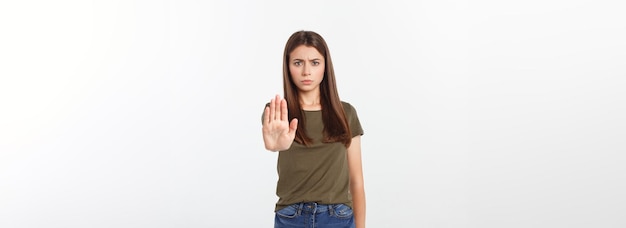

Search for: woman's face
xmin=289 ymin=45 xmax=325 ymax=94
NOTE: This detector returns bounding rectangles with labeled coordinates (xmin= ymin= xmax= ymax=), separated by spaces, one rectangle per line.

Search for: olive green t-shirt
xmin=263 ymin=102 xmax=363 ymax=212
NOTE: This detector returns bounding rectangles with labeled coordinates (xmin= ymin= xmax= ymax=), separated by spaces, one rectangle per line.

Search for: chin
xmin=297 ymin=87 xmax=318 ymax=93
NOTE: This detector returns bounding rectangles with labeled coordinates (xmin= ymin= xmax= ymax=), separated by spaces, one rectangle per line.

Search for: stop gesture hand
xmin=262 ymin=95 xmax=298 ymax=151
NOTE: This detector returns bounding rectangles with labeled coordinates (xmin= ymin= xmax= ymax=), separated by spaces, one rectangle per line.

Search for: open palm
xmin=262 ymin=95 xmax=298 ymax=151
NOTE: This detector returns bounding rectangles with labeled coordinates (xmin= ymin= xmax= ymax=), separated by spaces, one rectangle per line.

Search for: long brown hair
xmin=282 ymin=30 xmax=352 ymax=147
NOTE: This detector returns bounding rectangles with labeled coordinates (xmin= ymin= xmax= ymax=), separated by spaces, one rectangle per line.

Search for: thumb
xmin=289 ymin=118 xmax=298 ymax=133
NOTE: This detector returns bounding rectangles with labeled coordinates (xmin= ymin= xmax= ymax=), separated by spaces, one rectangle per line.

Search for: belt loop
xmin=329 ymin=204 xmax=334 ymax=215
xmin=297 ymin=202 xmax=303 ymax=215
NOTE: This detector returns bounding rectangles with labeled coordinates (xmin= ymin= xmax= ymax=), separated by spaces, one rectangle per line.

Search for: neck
xmin=299 ymin=90 xmax=321 ymax=110
xmin=299 ymin=90 xmax=320 ymax=104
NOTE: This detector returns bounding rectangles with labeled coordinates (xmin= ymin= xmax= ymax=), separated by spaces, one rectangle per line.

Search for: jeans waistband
xmin=291 ymin=202 xmax=339 ymax=214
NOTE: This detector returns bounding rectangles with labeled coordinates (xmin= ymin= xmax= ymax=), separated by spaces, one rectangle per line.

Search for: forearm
xmin=351 ymin=185 xmax=366 ymax=228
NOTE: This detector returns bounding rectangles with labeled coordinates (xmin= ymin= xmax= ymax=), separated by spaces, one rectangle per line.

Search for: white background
xmin=1 ymin=0 xmax=625 ymax=227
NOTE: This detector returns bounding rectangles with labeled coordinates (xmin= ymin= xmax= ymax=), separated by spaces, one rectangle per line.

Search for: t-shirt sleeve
xmin=344 ymin=102 xmax=364 ymax=137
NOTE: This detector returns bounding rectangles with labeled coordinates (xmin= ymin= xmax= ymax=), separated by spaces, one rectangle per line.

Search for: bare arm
xmin=262 ymin=95 xmax=298 ymax=152
xmin=347 ymin=135 xmax=365 ymax=228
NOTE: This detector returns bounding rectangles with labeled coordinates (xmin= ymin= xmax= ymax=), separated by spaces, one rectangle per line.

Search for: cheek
xmin=289 ymin=66 xmax=299 ymax=77
xmin=315 ymin=65 xmax=325 ymax=78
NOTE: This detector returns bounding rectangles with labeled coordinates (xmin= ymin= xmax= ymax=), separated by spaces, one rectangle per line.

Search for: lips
xmin=302 ymin=80 xmax=313 ymax=85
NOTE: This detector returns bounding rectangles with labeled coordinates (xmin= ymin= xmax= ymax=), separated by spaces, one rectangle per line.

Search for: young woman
xmin=262 ymin=31 xmax=366 ymax=228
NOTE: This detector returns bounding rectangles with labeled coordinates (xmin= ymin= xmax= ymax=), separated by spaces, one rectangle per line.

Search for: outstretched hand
xmin=262 ymin=95 xmax=298 ymax=151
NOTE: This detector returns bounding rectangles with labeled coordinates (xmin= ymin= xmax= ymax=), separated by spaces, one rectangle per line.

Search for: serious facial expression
xmin=289 ymin=45 xmax=325 ymax=93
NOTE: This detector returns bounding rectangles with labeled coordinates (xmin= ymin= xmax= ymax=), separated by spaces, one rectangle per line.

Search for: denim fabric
xmin=274 ymin=202 xmax=354 ymax=228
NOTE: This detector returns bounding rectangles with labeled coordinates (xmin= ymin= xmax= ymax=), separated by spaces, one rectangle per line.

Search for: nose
xmin=302 ymin=63 xmax=311 ymax=76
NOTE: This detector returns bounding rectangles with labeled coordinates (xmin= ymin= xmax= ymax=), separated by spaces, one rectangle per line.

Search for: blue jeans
xmin=274 ymin=202 xmax=355 ymax=228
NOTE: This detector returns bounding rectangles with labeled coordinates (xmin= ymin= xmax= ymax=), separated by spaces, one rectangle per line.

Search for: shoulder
xmin=340 ymin=101 xmax=358 ymax=114
xmin=341 ymin=101 xmax=353 ymax=109
xmin=341 ymin=101 xmax=364 ymax=134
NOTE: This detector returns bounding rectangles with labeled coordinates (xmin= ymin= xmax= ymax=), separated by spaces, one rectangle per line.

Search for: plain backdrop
xmin=1 ymin=0 xmax=625 ymax=227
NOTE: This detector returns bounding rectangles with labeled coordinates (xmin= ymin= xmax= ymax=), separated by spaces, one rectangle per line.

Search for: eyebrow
xmin=292 ymin=58 xmax=322 ymax=61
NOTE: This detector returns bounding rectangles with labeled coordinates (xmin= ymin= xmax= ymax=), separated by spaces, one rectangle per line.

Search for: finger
xmin=269 ymin=97 xmax=276 ymax=121
xmin=274 ymin=95 xmax=281 ymax=120
xmin=263 ymin=106 xmax=270 ymax=125
xmin=280 ymin=98 xmax=288 ymax=121
xmin=289 ymin=118 xmax=298 ymax=133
